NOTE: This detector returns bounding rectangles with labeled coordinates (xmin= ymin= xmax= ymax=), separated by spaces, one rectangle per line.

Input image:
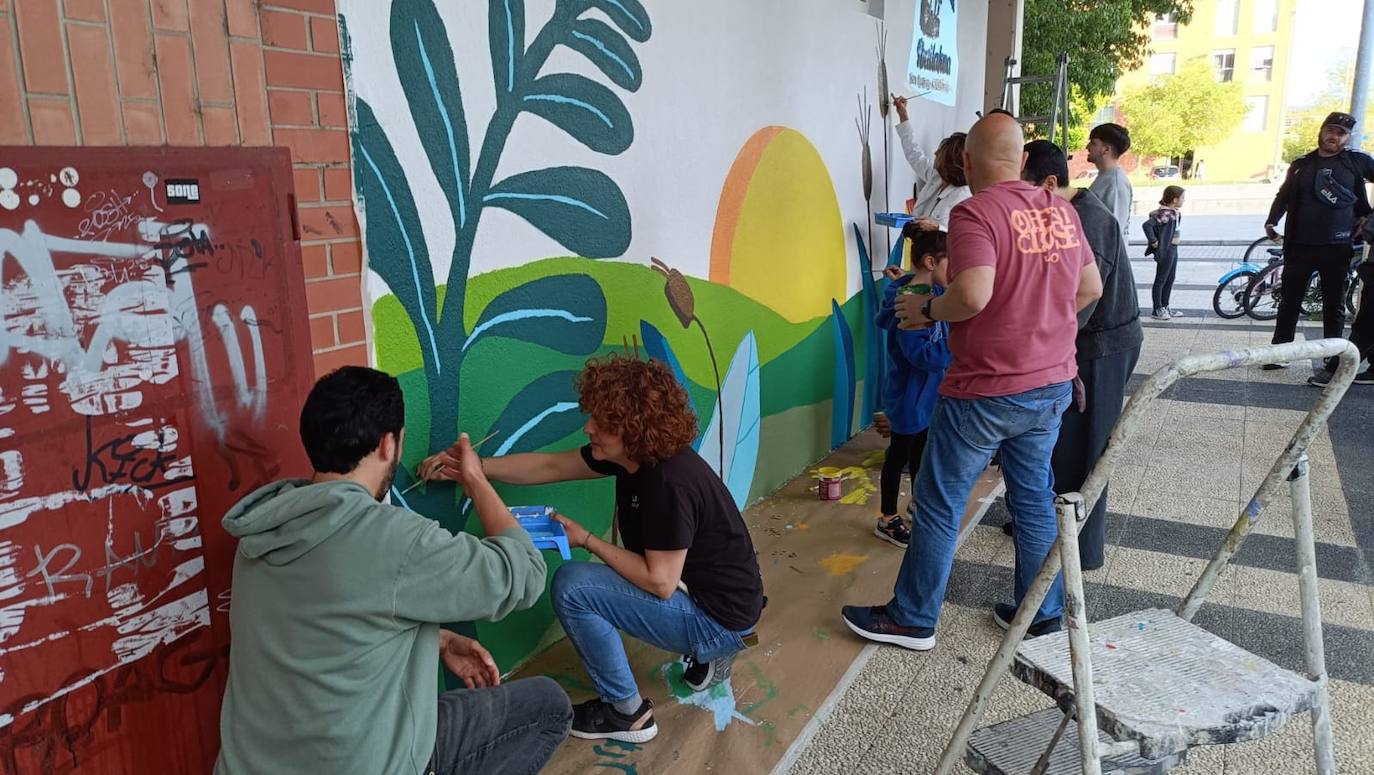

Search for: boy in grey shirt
xmin=1086 ymin=123 xmax=1134 ymax=241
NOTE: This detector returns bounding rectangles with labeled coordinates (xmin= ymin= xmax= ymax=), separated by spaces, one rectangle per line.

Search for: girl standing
xmin=1143 ymin=185 xmax=1186 ymax=320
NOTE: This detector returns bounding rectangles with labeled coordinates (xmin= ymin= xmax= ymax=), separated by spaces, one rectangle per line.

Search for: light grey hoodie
xmin=214 ymin=479 xmax=546 ymax=775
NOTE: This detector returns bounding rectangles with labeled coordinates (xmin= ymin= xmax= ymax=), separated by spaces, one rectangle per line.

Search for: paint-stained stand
xmin=0 ymin=147 xmax=314 ymax=774
xmin=520 ymin=431 xmax=1001 ymax=774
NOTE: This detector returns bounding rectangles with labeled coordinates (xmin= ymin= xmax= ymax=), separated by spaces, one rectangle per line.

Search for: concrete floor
xmin=784 ymin=313 xmax=1374 ymax=774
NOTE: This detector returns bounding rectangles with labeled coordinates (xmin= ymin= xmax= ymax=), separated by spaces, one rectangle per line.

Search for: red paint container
xmin=819 ymin=475 xmax=842 ymax=501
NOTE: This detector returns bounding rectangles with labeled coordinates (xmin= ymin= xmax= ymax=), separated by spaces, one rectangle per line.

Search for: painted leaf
xmin=563 ymin=18 xmax=643 ymax=92
xmin=639 ymin=320 xmax=694 ymax=405
xmin=829 ymin=300 xmax=856 ymax=449
xmin=887 ymin=231 xmax=905 ymax=267
xmin=483 ymin=167 xmax=631 ymax=257
xmin=351 ymin=99 xmax=443 ymax=374
xmin=489 ymin=0 xmax=525 ymax=96
xmin=696 ymin=332 xmax=761 ymax=510
xmin=488 ymin=371 xmax=586 ymax=457
xmin=391 ymin=0 xmax=470 ymax=229
xmin=853 ymin=224 xmax=881 ymax=423
xmin=521 ymin=73 xmax=633 ymax=155
xmin=465 ymin=274 xmax=607 ymax=355
xmin=581 ymin=0 xmax=652 ymax=42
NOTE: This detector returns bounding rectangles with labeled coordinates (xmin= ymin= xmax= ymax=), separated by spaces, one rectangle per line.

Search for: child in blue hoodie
xmin=873 ymin=228 xmax=952 ymax=547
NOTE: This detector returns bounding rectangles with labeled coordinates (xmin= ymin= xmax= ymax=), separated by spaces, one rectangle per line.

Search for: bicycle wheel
xmin=1301 ymin=272 xmax=1323 ymax=317
xmin=1213 ymin=271 xmax=1256 ymax=319
xmin=1245 ymin=262 xmax=1283 ymax=320
xmin=1348 ymin=275 xmax=1361 ymax=315
xmin=1242 ymin=235 xmax=1280 ymax=265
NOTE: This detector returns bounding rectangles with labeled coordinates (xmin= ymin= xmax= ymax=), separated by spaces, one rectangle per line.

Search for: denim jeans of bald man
xmin=886 ymin=381 xmax=1073 ymax=629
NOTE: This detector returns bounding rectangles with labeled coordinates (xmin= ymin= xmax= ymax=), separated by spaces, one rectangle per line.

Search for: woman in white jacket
xmin=892 ymin=95 xmax=972 ymax=232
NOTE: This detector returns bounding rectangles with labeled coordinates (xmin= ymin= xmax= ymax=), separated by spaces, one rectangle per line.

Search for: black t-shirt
xmin=580 ymin=445 xmax=764 ymax=630
xmin=1269 ymin=150 xmax=1374 ymax=246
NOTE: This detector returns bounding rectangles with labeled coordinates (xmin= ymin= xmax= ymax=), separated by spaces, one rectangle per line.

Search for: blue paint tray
xmin=875 ymin=212 xmax=914 ymax=228
xmin=511 ymin=506 xmax=572 ymax=560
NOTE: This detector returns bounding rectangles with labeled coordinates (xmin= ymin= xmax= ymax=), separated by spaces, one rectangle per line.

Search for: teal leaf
xmin=465 ymin=274 xmax=607 ymax=354
xmin=886 ymin=233 xmax=905 ymax=267
xmin=483 ymin=167 xmax=631 ymax=257
xmin=521 ymin=73 xmax=633 ymax=154
xmin=563 ymin=18 xmax=642 ymax=91
xmin=854 ymin=224 xmax=881 ymax=423
xmin=696 ymin=332 xmax=761 ymax=510
xmin=639 ymin=320 xmax=693 ymax=401
xmin=351 ymin=99 xmax=442 ymax=375
xmin=829 ymin=300 xmax=856 ymax=449
xmin=489 ymin=372 xmax=585 ymax=456
xmin=582 ymin=0 xmax=651 ymax=43
xmin=490 ymin=0 xmax=525 ymax=96
xmin=391 ymin=0 xmax=470 ymax=229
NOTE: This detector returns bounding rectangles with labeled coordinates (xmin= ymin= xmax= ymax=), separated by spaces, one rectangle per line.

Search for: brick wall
xmin=0 ymin=0 xmax=368 ymax=376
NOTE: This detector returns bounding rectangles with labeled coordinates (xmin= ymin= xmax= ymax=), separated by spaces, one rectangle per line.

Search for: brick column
xmin=260 ymin=0 xmax=367 ymax=375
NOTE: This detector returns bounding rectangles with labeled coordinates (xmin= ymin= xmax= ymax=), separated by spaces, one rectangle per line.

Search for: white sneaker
xmin=1169 ymin=308 xmax=1185 ymax=318
xmin=1151 ymin=308 xmax=1170 ymax=321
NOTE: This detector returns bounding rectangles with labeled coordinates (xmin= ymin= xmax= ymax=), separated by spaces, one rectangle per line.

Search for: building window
xmin=1215 ymin=0 xmax=1240 ymax=36
xmin=1094 ymin=103 xmax=1118 ymax=124
xmin=1213 ymin=49 xmax=1236 ymax=82
xmin=1253 ymin=0 xmax=1280 ymax=33
xmin=1244 ymin=96 xmax=1270 ymax=132
xmin=1154 ymin=12 xmax=1179 ymax=39
xmin=1250 ymin=46 xmax=1275 ymax=82
xmin=1150 ymin=52 xmax=1177 ymax=76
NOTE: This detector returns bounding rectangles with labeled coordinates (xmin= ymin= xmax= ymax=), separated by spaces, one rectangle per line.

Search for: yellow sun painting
xmin=709 ymin=127 xmax=847 ymax=323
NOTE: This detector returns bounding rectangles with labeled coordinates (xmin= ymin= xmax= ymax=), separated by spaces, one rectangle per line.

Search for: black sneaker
xmin=992 ymin=603 xmax=1062 ymax=638
xmin=874 ymin=515 xmax=911 ymax=547
xmin=840 ymin=605 xmax=936 ymax=650
xmin=1261 ymin=363 xmax=1287 ymax=371
xmin=1001 ymin=521 xmax=1014 ymax=537
xmin=682 ymin=651 xmax=735 ymax=692
xmin=570 ymin=698 xmax=658 ymax=743
xmin=1308 ymin=368 xmax=1374 ymax=387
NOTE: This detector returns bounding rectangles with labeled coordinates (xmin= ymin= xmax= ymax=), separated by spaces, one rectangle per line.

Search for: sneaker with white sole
xmin=992 ymin=603 xmax=1062 ymax=638
xmin=570 ymin=698 xmax=658 ymax=743
xmin=1308 ymin=367 xmax=1374 ymax=386
xmin=873 ymin=515 xmax=911 ymax=548
xmin=1151 ymin=308 xmax=1170 ymax=321
xmin=682 ymin=651 xmax=735 ymax=692
xmin=1169 ymin=308 xmax=1185 ymax=318
xmin=840 ymin=605 xmax=936 ymax=650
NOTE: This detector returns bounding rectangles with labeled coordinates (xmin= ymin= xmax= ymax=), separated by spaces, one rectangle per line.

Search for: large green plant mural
xmin=348 ymin=0 xmax=652 ymax=533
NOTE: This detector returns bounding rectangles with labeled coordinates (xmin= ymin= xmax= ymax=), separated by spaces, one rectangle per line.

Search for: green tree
xmin=1020 ymin=0 xmax=1193 ymax=130
xmin=1117 ymin=60 xmax=1246 ymax=161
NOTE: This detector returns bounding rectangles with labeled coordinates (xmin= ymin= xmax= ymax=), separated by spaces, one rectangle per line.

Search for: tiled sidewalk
xmin=786 ymin=315 xmax=1374 ymax=774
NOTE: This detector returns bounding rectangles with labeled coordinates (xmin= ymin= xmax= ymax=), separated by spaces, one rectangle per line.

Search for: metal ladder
xmin=1001 ymin=52 xmax=1070 ymax=147
xmin=937 ymin=339 xmax=1359 ymax=775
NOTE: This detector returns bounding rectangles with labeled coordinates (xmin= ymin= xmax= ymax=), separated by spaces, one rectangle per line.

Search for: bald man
xmin=842 ymin=114 xmax=1103 ymax=649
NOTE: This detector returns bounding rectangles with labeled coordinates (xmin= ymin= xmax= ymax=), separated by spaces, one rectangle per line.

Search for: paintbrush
xmin=398 ymin=429 xmax=500 ymax=495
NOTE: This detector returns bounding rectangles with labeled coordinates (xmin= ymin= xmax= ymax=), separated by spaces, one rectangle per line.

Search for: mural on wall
xmin=0 ymin=148 xmax=314 ymax=774
xmin=343 ymin=0 xmax=891 ymax=674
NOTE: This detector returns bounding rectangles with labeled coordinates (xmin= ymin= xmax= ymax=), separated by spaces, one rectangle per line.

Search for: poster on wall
xmin=853 ymin=0 xmax=885 ymax=18
xmin=907 ymin=0 xmax=958 ymax=106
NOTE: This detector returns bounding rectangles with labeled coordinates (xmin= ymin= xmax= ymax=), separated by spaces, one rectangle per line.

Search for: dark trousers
xmin=880 ymin=428 xmax=930 ymax=516
xmin=1050 ymin=346 xmax=1141 ymax=570
xmin=1349 ymin=269 xmax=1374 ymax=363
xmin=1151 ymin=252 xmax=1178 ymax=311
xmin=1272 ymin=243 xmax=1351 ymax=344
xmin=430 ymin=677 xmax=572 ymax=775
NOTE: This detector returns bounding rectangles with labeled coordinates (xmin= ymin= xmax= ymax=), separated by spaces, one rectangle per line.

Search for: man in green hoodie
xmin=215 ymin=366 xmax=570 ymax=775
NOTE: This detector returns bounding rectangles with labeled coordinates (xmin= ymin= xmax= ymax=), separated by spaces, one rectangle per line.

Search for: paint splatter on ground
xmin=812 ymin=465 xmax=879 ymax=505
xmin=592 ymin=740 xmax=641 ymax=774
xmin=862 ymin=449 xmax=887 ymax=468
xmin=657 ymin=660 xmax=757 ymax=732
xmin=819 ymin=552 xmax=869 ymax=576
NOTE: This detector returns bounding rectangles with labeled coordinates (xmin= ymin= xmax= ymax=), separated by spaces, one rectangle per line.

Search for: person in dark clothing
xmin=1143 ymin=186 xmax=1186 ymax=320
xmin=1310 ymin=221 xmax=1374 ymax=386
xmin=1263 ymin=111 xmax=1374 ymax=369
xmin=1014 ymin=140 xmax=1145 ymax=570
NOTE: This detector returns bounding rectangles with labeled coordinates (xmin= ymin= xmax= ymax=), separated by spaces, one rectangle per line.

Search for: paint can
xmin=819 ymin=475 xmax=842 ymax=501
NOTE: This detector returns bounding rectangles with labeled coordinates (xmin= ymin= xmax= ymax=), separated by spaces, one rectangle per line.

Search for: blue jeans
xmin=550 ymin=562 xmax=749 ymax=703
xmin=888 ymin=381 xmax=1073 ymax=629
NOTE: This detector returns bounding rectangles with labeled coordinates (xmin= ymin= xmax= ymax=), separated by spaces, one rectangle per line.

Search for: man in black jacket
xmin=1010 ymin=140 xmax=1145 ymax=569
xmin=1262 ymin=111 xmax=1374 ymax=369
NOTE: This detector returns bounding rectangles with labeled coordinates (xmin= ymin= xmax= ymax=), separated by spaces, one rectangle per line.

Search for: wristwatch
xmin=920 ymin=297 xmax=936 ymax=323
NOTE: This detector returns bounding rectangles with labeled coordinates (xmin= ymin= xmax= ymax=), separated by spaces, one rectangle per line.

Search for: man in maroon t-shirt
xmin=842 ymin=114 xmax=1103 ymax=650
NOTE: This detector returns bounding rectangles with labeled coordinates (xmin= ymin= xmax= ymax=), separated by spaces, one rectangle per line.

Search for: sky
xmin=1286 ymin=0 xmax=1367 ymax=107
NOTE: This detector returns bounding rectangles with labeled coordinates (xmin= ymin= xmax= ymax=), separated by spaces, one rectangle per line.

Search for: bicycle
xmin=1243 ymin=240 xmax=1363 ymax=321
xmin=1212 ymin=236 xmax=1282 ymax=319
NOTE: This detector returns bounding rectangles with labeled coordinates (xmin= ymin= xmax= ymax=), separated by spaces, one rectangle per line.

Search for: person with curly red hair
xmin=419 ymin=354 xmax=765 ymax=744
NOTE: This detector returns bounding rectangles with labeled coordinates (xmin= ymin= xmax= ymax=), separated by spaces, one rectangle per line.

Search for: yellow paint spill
xmin=862 ymin=450 xmax=886 ymax=468
xmin=810 ymin=465 xmax=878 ymax=505
xmin=820 ymin=552 xmax=869 ymax=576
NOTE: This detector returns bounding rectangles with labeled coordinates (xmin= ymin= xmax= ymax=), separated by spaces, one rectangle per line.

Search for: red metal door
xmin=0 ymin=147 xmax=315 ymax=774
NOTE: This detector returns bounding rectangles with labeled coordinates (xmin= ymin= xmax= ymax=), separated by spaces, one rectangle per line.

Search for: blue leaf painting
xmin=887 ymin=231 xmax=905 ymax=267
xmin=830 ymin=300 xmax=856 ymax=449
xmin=489 ymin=371 xmax=585 ymax=457
xmin=696 ymin=332 xmax=761 ymax=510
xmin=351 ymin=98 xmax=442 ymax=375
xmin=563 ymin=18 xmax=643 ymax=91
xmin=489 ymin=0 xmax=525 ymax=96
xmin=466 ymin=274 xmax=607 ymax=355
xmin=853 ymin=224 xmax=881 ymax=424
xmin=580 ymin=0 xmax=652 ymax=42
xmin=639 ymin=320 xmax=693 ymax=399
xmin=483 ymin=166 xmax=631 ymax=257
xmin=391 ymin=0 xmax=470 ymax=229
xmin=521 ymin=73 xmax=634 ymax=155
